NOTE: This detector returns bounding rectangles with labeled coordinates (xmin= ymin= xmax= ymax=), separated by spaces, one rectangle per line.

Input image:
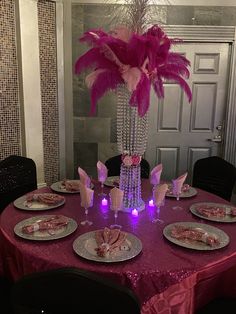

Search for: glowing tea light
xmin=132 ymin=208 xmax=139 ymax=217
xmin=101 ymin=198 xmax=108 ymax=206
xmin=149 ymin=199 xmax=154 ymax=207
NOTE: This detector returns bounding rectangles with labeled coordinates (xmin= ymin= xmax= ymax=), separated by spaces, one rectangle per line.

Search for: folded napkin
xmin=153 ymin=183 xmax=168 ymax=206
xmin=22 ymin=215 xmax=69 ymax=234
xmin=26 ymin=193 xmax=64 ymax=206
xmin=78 ymin=167 xmax=91 ymax=187
xmin=79 ymin=182 xmax=94 ymax=208
xmin=150 ymin=163 xmax=163 ymax=186
xmin=170 ymin=225 xmax=219 ymax=247
xmin=172 ymin=172 xmax=188 ymax=195
xmin=95 ymin=227 xmax=127 ymax=257
xmin=110 ymin=187 xmax=124 ymax=211
xmin=61 ymin=180 xmax=80 ymax=192
xmin=97 ymin=161 xmax=108 ymax=183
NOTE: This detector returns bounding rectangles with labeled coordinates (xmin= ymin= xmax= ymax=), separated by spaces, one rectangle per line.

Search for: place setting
xmin=14 ymin=193 xmax=65 ymax=211
xmin=103 ymin=176 xmax=120 ymax=188
xmin=163 ymin=221 xmax=230 ymax=251
xmin=189 ymin=202 xmax=236 ymax=223
xmin=165 ymin=172 xmax=197 ymax=199
xmin=14 ymin=214 xmax=78 ymax=241
xmin=51 ymin=167 xmax=94 ymax=194
xmin=73 ymin=184 xmax=142 ymax=262
xmin=73 ymin=226 xmax=142 ymax=263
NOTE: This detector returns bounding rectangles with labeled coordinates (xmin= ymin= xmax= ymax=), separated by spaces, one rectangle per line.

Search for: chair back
xmin=0 ymin=155 xmax=37 ymax=212
xmin=105 ymin=155 xmax=150 ymax=178
xmin=11 ymin=267 xmax=140 ymax=314
xmin=192 ymin=156 xmax=236 ymax=201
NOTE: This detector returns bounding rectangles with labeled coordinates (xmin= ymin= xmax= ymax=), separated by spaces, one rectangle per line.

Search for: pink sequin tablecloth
xmin=1 ymin=180 xmax=236 ymax=313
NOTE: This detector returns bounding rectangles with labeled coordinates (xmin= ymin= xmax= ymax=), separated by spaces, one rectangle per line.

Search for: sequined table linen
xmin=1 ymin=181 xmax=236 ymax=313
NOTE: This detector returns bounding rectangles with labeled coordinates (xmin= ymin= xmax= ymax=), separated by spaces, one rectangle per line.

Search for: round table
xmin=1 ymin=180 xmax=236 ymax=313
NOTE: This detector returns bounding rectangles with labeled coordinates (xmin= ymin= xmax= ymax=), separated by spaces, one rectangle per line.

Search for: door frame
xmin=161 ymin=25 xmax=236 ymax=167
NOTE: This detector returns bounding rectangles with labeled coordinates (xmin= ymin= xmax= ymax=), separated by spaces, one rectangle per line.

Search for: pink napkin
xmin=97 ymin=161 xmax=108 ymax=183
xmin=153 ymin=183 xmax=168 ymax=206
xmin=110 ymin=187 xmax=124 ymax=211
xmin=150 ymin=164 xmax=163 ymax=186
xmin=172 ymin=172 xmax=188 ymax=195
xmin=78 ymin=167 xmax=91 ymax=188
xmin=79 ymin=182 xmax=94 ymax=208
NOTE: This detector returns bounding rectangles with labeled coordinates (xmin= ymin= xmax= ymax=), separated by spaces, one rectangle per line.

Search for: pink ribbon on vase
xmin=97 ymin=161 xmax=108 ymax=183
xmin=150 ymin=163 xmax=163 ymax=186
xmin=78 ymin=167 xmax=91 ymax=188
xmin=172 ymin=172 xmax=188 ymax=195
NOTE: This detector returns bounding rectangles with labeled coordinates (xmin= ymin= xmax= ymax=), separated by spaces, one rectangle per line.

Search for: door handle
xmin=207 ymin=135 xmax=222 ymax=143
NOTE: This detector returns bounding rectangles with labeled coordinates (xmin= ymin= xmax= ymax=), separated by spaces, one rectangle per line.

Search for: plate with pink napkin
xmin=104 ymin=176 xmax=120 ymax=188
xmin=14 ymin=193 xmax=65 ymax=211
xmin=190 ymin=202 xmax=236 ymax=223
xmin=165 ymin=183 xmax=197 ymax=198
xmin=14 ymin=215 xmax=77 ymax=241
xmin=73 ymin=227 xmax=142 ymax=263
xmin=51 ymin=180 xmax=94 ymax=194
xmin=163 ymin=222 xmax=229 ymax=251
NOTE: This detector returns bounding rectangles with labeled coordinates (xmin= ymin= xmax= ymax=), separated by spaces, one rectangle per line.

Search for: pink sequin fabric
xmin=1 ymin=181 xmax=236 ymax=314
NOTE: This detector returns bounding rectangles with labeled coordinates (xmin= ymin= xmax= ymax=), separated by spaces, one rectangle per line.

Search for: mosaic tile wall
xmin=38 ymin=0 xmax=59 ymax=185
xmin=72 ymin=4 xmax=236 ymax=179
xmin=0 ymin=0 xmax=21 ymax=161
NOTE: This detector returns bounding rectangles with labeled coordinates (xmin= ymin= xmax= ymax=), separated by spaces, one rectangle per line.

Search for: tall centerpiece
xmin=75 ymin=1 xmax=192 ymax=213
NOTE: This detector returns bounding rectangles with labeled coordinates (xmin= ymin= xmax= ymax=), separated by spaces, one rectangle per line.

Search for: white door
xmin=145 ymin=42 xmax=230 ymax=183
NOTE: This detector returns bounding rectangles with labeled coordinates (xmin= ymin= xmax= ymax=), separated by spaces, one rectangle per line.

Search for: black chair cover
xmin=11 ymin=267 xmax=140 ymax=314
xmin=0 ymin=155 xmax=37 ymax=213
xmin=192 ymin=156 xmax=236 ymax=201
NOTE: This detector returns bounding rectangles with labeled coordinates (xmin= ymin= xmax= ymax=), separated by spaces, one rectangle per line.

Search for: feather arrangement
xmin=75 ymin=2 xmax=192 ymax=117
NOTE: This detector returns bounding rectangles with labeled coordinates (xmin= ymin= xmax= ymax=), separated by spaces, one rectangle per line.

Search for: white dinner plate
xmin=14 ymin=215 xmax=77 ymax=241
xmin=73 ymin=230 xmax=142 ymax=263
xmin=190 ymin=202 xmax=236 ymax=223
xmin=51 ymin=180 xmax=94 ymax=194
xmin=163 ymin=222 xmax=229 ymax=251
xmin=104 ymin=176 xmax=120 ymax=188
xmin=14 ymin=193 xmax=65 ymax=211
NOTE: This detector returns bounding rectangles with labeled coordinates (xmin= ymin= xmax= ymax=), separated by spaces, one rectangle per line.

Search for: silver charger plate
xmin=14 ymin=215 xmax=78 ymax=241
xmin=165 ymin=184 xmax=197 ymax=198
xmin=163 ymin=222 xmax=229 ymax=251
xmin=14 ymin=193 xmax=65 ymax=211
xmin=190 ymin=202 xmax=236 ymax=223
xmin=73 ymin=230 xmax=142 ymax=263
xmin=51 ymin=180 xmax=94 ymax=194
xmin=104 ymin=176 xmax=120 ymax=188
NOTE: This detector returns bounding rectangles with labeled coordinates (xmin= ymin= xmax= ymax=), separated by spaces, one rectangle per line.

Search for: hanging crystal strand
xmin=117 ymin=85 xmax=149 ymax=212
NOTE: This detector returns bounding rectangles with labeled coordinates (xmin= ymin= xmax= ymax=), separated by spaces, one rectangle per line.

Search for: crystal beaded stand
xmin=117 ymin=85 xmax=148 ymax=213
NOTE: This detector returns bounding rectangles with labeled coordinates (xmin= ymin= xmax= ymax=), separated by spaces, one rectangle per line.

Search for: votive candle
xmin=101 ymin=198 xmax=108 ymax=206
xmin=149 ymin=199 xmax=154 ymax=207
xmin=132 ymin=208 xmax=139 ymax=217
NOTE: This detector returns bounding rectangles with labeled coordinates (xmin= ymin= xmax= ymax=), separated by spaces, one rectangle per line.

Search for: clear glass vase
xmin=116 ymin=85 xmax=149 ymax=212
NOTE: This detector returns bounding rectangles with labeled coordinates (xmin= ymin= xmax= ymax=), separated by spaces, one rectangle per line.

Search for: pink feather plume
xmin=74 ymin=24 xmax=192 ymax=116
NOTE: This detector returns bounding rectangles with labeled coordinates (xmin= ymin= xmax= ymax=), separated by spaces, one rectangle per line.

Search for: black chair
xmin=196 ymin=297 xmax=236 ymax=314
xmin=105 ymin=154 xmax=150 ymax=179
xmin=0 ymin=276 xmax=13 ymax=314
xmin=192 ymin=156 xmax=236 ymax=201
xmin=11 ymin=267 xmax=141 ymax=314
xmin=0 ymin=155 xmax=37 ymax=213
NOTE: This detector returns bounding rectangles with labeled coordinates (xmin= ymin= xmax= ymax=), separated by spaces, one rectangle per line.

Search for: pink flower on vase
xmin=122 ymin=155 xmax=133 ymax=166
xmin=122 ymin=154 xmax=142 ymax=166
